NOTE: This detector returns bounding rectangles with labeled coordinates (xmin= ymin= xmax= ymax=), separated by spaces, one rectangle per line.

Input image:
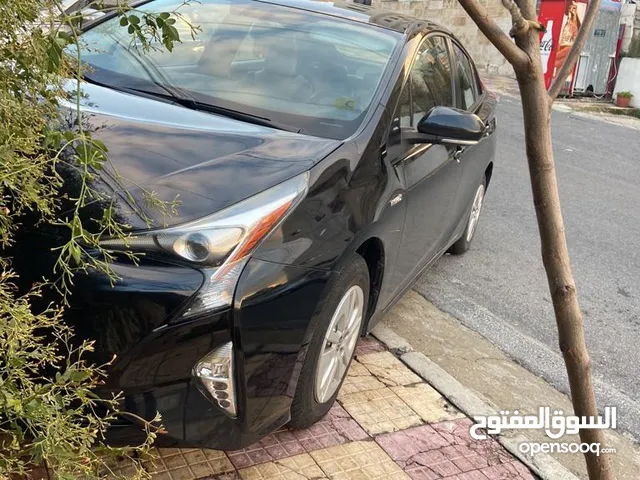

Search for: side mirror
xmin=415 ymin=106 xmax=485 ymax=146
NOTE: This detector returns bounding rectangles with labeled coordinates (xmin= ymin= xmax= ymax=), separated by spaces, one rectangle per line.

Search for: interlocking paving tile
xmin=227 ymin=405 xmax=368 ymax=469
xmin=357 ymin=351 xmax=422 ymax=387
xmin=339 ymin=387 xmax=422 ymax=435
xmin=292 ymin=403 xmax=369 ymax=451
xmin=449 ymin=472 xmax=490 ymax=480
xmin=479 ymin=461 xmax=536 ymax=479
xmin=310 ymin=441 xmax=409 ymax=479
xmin=339 ymin=360 xmax=386 ymax=398
xmin=391 ymin=383 xmax=465 ymax=423
xmin=150 ymin=448 xmax=235 ymax=480
xmin=355 ymin=336 xmax=387 ymax=357
xmin=376 ymin=420 xmax=528 ymax=479
xmin=430 ymin=419 xmax=512 ymax=466
xmin=202 ymin=473 xmax=243 ymax=480
xmin=238 ymin=453 xmax=327 ymax=480
xmin=227 ymin=432 xmax=305 ymax=470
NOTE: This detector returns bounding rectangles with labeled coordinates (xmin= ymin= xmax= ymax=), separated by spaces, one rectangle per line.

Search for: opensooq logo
xmin=469 ymin=406 xmax=617 ymax=440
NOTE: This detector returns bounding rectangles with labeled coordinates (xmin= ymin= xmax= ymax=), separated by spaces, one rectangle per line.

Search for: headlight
xmin=100 ymin=172 xmax=309 ymax=318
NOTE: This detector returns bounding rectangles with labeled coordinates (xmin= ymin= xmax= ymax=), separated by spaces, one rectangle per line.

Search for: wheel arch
xmin=356 ymin=237 xmax=385 ymax=327
xmin=485 ymin=162 xmax=494 ymax=188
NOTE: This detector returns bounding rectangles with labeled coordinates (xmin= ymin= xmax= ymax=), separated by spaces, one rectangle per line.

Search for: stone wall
xmin=371 ymin=0 xmax=515 ymax=75
xmin=620 ymin=3 xmax=636 ymax=53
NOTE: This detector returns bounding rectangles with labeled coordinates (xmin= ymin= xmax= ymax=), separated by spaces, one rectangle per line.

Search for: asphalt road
xmin=415 ymin=95 xmax=640 ymax=441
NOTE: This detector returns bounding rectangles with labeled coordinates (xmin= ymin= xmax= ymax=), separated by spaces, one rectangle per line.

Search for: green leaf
xmin=159 ymin=12 xmax=171 ymax=19
xmin=165 ymin=18 xmax=176 ymax=26
xmin=129 ymin=14 xmax=140 ymax=25
xmin=70 ymin=370 xmax=91 ymax=383
xmin=45 ymin=38 xmax=63 ymax=73
xmin=128 ymin=24 xmax=134 ymax=34
xmin=119 ymin=16 xmax=128 ymax=26
xmin=92 ymin=139 xmax=108 ymax=152
xmin=71 ymin=216 xmax=83 ymax=238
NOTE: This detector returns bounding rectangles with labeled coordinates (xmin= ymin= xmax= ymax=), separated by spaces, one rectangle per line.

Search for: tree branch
xmin=548 ymin=0 xmax=601 ymax=102
xmin=458 ymin=0 xmax=529 ymax=69
xmin=502 ymin=0 xmax=545 ymax=38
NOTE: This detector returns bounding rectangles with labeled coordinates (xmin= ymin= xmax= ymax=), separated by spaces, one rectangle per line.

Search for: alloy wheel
xmin=466 ymin=183 xmax=485 ymax=243
xmin=314 ymin=285 xmax=364 ymax=403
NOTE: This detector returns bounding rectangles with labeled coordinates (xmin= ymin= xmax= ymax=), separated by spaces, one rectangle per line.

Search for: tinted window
xmin=409 ymin=35 xmax=453 ymax=123
xmin=76 ymin=0 xmax=400 ymax=139
xmin=453 ymin=43 xmax=479 ymax=110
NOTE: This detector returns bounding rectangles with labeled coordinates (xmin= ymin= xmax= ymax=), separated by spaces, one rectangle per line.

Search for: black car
xmin=16 ymin=0 xmax=497 ymax=450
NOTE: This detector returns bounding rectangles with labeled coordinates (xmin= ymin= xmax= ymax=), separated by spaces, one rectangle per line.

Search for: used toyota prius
xmin=16 ymin=0 xmax=497 ymax=449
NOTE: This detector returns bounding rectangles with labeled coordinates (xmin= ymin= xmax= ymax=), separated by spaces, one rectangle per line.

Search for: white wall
xmin=614 ymin=57 xmax=640 ymax=107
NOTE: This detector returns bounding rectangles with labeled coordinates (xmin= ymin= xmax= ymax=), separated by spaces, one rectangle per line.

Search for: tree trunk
xmin=513 ymin=30 xmax=613 ymax=480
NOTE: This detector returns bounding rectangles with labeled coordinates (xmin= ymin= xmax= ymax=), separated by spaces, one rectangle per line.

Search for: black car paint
xmin=14 ymin=0 xmax=497 ymax=450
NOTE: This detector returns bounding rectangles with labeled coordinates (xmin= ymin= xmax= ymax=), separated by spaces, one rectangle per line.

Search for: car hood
xmin=60 ymin=81 xmax=341 ymax=229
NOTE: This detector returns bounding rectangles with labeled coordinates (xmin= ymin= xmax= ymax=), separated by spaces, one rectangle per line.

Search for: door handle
xmin=484 ymin=117 xmax=497 ymax=136
xmin=453 ymin=147 xmax=465 ymax=163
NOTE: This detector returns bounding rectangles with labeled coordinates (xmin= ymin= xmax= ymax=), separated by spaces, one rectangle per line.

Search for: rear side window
xmin=452 ymin=43 xmax=479 ymax=110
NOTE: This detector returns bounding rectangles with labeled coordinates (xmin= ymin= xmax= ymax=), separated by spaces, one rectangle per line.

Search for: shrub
xmin=0 ymin=1 xmax=196 ymax=478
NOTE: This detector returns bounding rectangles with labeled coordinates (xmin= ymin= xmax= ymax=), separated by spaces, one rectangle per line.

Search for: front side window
xmin=76 ymin=0 xmax=401 ymax=139
xmin=453 ymin=43 xmax=479 ymax=110
xmin=409 ymin=35 xmax=453 ymax=124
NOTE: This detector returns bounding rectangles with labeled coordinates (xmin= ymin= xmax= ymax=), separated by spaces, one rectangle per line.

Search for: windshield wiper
xmin=82 ymin=76 xmax=302 ymax=134
xmin=172 ymin=96 xmax=302 ymax=134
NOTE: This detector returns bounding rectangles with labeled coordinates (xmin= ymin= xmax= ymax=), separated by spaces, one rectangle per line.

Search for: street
xmin=416 ymin=95 xmax=640 ymax=440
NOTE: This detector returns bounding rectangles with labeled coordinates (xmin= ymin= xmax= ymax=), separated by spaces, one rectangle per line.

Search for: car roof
xmin=256 ymin=0 xmax=451 ymax=36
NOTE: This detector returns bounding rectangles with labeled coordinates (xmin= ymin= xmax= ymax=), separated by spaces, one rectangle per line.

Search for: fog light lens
xmin=193 ymin=342 xmax=237 ymax=417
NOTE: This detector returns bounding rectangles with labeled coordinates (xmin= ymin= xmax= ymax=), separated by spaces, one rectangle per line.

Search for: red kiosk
xmin=538 ymin=0 xmax=623 ymax=96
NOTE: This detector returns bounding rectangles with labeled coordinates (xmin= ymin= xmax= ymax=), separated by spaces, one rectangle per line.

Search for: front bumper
xmin=68 ymin=255 xmax=334 ymax=450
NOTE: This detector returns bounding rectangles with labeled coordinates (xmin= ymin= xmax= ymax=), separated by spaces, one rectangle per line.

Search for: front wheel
xmin=449 ymin=176 xmax=486 ymax=256
xmin=289 ymin=254 xmax=369 ymax=429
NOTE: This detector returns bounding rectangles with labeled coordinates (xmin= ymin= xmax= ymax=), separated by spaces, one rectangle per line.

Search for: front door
xmin=388 ymin=35 xmax=463 ymax=290
xmin=450 ymin=40 xmax=497 ymax=222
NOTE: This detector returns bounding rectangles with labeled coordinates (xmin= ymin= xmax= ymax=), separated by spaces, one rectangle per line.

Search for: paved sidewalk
xmin=479 ymin=73 xmax=520 ymax=99
xmin=109 ymin=337 xmax=536 ymax=480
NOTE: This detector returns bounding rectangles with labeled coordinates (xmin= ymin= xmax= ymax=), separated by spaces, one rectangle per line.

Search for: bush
xmin=0 ymin=1 xmax=196 ymax=478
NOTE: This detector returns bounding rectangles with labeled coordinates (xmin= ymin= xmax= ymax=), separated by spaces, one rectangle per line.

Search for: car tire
xmin=449 ymin=176 xmax=487 ymax=256
xmin=289 ymin=254 xmax=369 ymax=429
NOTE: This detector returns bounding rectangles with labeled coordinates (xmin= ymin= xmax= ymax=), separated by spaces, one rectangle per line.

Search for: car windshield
xmin=76 ymin=0 xmax=401 ymax=139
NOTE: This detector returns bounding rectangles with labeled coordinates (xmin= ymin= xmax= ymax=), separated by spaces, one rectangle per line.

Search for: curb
xmin=371 ymin=323 xmax=580 ymax=480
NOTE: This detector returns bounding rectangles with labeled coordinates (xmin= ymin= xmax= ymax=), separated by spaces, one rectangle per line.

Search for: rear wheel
xmin=449 ymin=176 xmax=486 ymax=256
xmin=289 ymin=254 xmax=369 ymax=429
